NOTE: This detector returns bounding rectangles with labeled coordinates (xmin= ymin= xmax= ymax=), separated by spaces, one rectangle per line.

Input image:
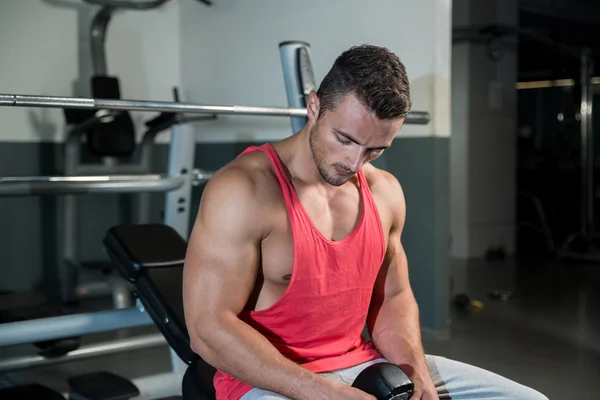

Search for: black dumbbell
xmin=352 ymin=362 xmax=414 ymax=400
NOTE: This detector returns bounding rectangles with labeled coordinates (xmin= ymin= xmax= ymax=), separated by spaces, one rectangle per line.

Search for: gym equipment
xmin=84 ymin=0 xmax=212 ymax=8
xmin=0 ymin=383 xmax=66 ymax=400
xmin=102 ymin=223 xmax=415 ymax=400
xmin=68 ymin=371 xmax=141 ymax=400
xmin=0 ymin=95 xmax=200 ymax=396
xmin=452 ymin=293 xmax=485 ymax=314
xmin=0 ymin=94 xmax=431 ymax=124
xmin=0 ymin=291 xmax=82 ymax=358
xmin=0 ymin=172 xmax=209 ymax=197
xmin=103 ymin=223 xmax=214 ymax=399
xmin=279 ymin=41 xmax=317 ymax=133
xmin=0 ymin=109 xmax=202 ymax=395
xmin=558 ymin=48 xmax=599 ymax=261
xmin=352 ymin=362 xmax=414 ymax=400
xmin=0 ymin=333 xmax=165 ymax=372
xmin=54 ymin=0 xmax=214 ymax=307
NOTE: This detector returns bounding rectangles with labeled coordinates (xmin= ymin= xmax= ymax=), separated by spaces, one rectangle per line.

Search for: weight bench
xmin=103 ymin=224 xmax=217 ymax=400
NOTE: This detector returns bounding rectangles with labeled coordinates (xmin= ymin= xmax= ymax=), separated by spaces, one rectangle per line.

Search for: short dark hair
xmin=316 ymin=44 xmax=411 ymax=120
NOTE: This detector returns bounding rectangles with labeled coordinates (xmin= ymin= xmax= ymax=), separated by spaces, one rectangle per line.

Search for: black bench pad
xmin=68 ymin=371 xmax=139 ymax=400
xmin=0 ymin=383 xmax=65 ymax=400
xmin=103 ymin=224 xmax=187 ymax=282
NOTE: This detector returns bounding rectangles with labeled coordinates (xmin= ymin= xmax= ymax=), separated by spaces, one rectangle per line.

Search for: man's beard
xmin=308 ymin=125 xmax=350 ymax=187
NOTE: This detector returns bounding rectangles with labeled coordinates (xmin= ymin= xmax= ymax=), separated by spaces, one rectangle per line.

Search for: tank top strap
xmin=355 ymin=167 xmax=386 ymax=260
xmin=237 ymin=143 xmax=297 ymax=207
xmin=356 ymin=168 xmax=375 ymax=209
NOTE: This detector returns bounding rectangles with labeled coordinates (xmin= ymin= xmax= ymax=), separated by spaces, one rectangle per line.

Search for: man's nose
xmin=348 ymin=148 xmax=364 ymax=172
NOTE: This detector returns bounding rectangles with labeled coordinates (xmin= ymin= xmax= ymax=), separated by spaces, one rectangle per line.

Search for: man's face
xmin=308 ymin=92 xmax=404 ymax=187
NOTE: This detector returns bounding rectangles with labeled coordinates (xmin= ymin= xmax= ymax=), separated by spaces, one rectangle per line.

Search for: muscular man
xmin=182 ymin=45 xmax=548 ymax=400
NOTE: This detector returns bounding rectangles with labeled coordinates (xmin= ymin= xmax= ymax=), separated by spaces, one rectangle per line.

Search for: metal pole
xmin=90 ymin=6 xmax=114 ymax=76
xmin=280 ymin=41 xmax=316 ymax=133
xmin=0 ymin=94 xmax=308 ymax=116
xmin=580 ymin=49 xmax=594 ymax=242
xmin=162 ymin=106 xmax=197 ymax=374
xmin=0 ymin=333 xmax=166 ymax=372
xmin=0 ymin=307 xmax=152 ymax=347
xmin=164 ymin=124 xmax=195 ymax=239
xmin=129 ymin=371 xmax=185 ymax=400
xmin=0 ymin=174 xmax=185 ymax=197
xmin=61 ymin=129 xmax=81 ymax=303
xmin=84 ymin=0 xmax=171 ymax=9
xmin=0 ymin=93 xmax=432 ymax=124
xmin=137 ymin=126 xmax=162 ymax=224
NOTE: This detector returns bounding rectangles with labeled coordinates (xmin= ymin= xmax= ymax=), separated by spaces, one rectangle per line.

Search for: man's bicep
xmin=373 ymin=233 xmax=411 ymax=302
xmin=183 ymin=169 xmax=264 ymax=329
xmin=370 ymin=172 xmax=413 ymax=311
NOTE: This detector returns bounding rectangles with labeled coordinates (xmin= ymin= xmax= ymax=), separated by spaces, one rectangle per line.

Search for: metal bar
xmin=75 ymin=165 xmax=148 ymax=175
xmin=580 ymin=49 xmax=595 ymax=241
xmin=163 ymin=116 xmax=197 ymax=374
xmin=0 ymin=174 xmax=184 ymax=196
xmin=403 ymin=110 xmax=430 ymax=125
xmin=0 ymin=333 xmax=166 ymax=372
xmin=84 ymin=0 xmax=170 ymax=9
xmin=128 ymin=371 xmax=185 ymax=400
xmin=0 ymin=93 xmax=431 ymax=124
xmin=61 ymin=130 xmax=80 ymax=303
xmin=164 ymin=124 xmax=194 ymax=242
xmin=280 ymin=41 xmax=315 ymax=133
xmin=90 ymin=6 xmax=114 ymax=76
xmin=137 ymin=107 xmax=174 ymax=224
xmin=192 ymin=169 xmax=214 ymax=186
xmin=108 ymin=275 xmax=134 ymax=310
xmin=75 ymin=281 xmax=113 ymax=299
xmin=0 ymin=307 xmax=152 ymax=347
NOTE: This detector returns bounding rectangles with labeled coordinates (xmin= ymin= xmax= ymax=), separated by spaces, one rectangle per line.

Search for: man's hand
xmin=402 ymin=363 xmax=437 ymax=399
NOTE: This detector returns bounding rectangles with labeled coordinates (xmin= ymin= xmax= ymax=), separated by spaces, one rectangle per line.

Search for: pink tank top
xmin=213 ymin=143 xmax=386 ymax=399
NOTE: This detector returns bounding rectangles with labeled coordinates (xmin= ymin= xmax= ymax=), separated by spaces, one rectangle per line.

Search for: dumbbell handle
xmin=352 ymin=362 xmax=414 ymax=400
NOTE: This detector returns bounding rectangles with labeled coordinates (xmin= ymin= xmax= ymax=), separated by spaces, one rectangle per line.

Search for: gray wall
xmin=374 ymin=138 xmax=451 ymax=338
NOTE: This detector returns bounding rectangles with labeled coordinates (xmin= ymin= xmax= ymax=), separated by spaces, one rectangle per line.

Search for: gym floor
xmin=426 ymin=256 xmax=600 ymax=399
xmin=3 ymin=256 xmax=599 ymax=399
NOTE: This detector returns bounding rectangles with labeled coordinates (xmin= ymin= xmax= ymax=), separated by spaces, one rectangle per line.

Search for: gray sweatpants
xmin=240 ymin=355 xmax=548 ymax=399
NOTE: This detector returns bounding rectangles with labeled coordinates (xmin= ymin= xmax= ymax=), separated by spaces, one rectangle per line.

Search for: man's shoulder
xmin=204 ymin=149 xmax=281 ymax=206
xmin=362 ymin=164 xmax=404 ymax=199
xmin=362 ymin=164 xmax=406 ymax=217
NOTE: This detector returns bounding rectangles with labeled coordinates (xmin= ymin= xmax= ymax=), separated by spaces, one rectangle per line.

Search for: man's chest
xmin=259 ymin=185 xmax=393 ymax=286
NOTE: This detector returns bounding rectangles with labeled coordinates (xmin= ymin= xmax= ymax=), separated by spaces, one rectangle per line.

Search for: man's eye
xmin=336 ymin=136 xmax=351 ymax=145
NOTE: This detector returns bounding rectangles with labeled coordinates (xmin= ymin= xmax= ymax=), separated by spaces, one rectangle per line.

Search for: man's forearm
xmin=368 ymin=291 xmax=427 ymax=373
xmin=192 ymin=314 xmax=334 ymax=400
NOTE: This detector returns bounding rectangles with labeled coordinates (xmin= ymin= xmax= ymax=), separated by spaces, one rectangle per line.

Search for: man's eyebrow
xmin=333 ymin=128 xmax=361 ymax=145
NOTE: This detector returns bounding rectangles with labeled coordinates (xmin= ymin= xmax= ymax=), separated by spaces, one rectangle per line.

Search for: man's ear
xmin=307 ymin=91 xmax=320 ymax=122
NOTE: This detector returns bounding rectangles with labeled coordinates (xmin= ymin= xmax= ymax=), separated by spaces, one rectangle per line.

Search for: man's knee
xmin=490 ymin=378 xmax=547 ymax=400
xmin=426 ymin=355 xmax=548 ymax=400
xmin=516 ymin=385 xmax=548 ymax=400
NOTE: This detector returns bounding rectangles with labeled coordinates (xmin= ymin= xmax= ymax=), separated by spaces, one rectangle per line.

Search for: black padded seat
xmin=103 ymin=224 xmax=217 ymax=400
xmin=104 ymin=224 xmax=187 ymax=282
xmin=0 ymin=383 xmax=65 ymax=400
xmin=68 ymin=371 xmax=140 ymax=400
